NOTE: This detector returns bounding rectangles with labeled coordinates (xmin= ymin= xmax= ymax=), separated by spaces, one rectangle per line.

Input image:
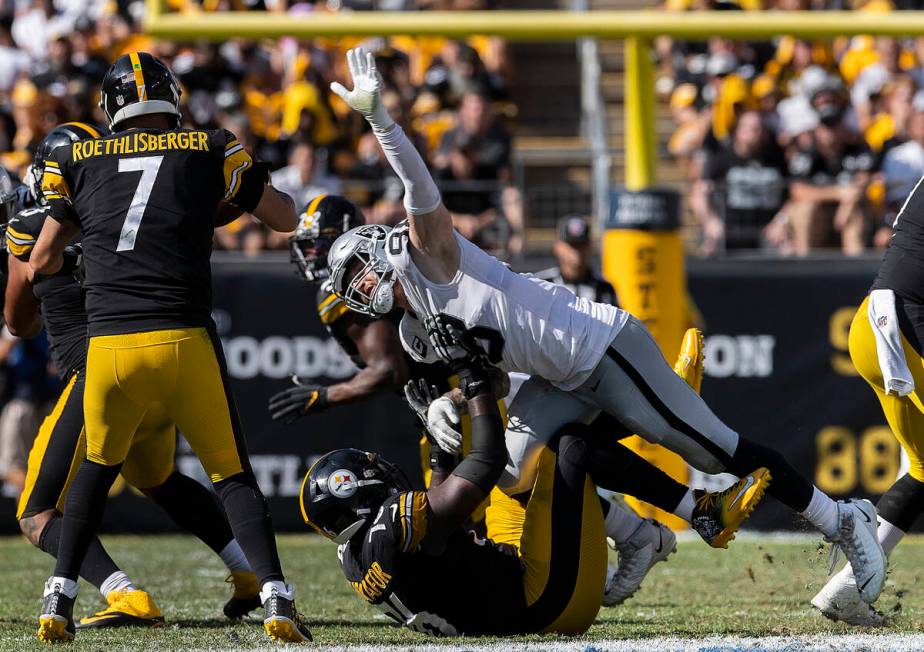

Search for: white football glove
xmin=330 ymin=49 xmax=394 ymax=132
xmin=427 ymin=396 xmax=463 ymax=455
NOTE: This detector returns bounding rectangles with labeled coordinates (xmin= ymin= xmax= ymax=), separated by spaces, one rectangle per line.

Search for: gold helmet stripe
xmin=60 ymin=122 xmax=101 ymax=138
xmin=128 ymin=52 xmax=147 ymax=102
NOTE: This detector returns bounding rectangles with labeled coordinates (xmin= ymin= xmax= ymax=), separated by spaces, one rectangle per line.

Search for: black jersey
xmin=315 ymin=280 xmax=451 ymax=388
xmin=338 ymin=491 xmax=527 ymax=636
xmin=41 ymin=128 xmax=265 ymax=336
xmin=873 ymin=178 xmax=924 ymax=306
xmin=6 ymin=206 xmax=87 ymax=379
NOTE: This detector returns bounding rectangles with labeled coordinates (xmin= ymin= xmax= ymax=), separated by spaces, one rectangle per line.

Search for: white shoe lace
xmin=829 ymin=506 xmax=872 ymax=582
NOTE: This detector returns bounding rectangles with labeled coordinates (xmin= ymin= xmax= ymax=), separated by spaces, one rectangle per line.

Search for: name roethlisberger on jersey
xmin=71 ymin=131 xmax=209 ymax=162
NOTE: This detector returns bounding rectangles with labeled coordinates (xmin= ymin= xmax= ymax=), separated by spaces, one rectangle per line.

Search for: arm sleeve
xmin=217 ymin=129 xmax=266 ymax=213
xmin=41 ymin=150 xmax=78 ymax=225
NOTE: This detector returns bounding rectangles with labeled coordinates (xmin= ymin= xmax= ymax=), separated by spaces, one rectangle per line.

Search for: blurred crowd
xmin=661 ymin=0 xmax=924 ymax=256
xmin=0 ymin=0 xmax=526 ymax=260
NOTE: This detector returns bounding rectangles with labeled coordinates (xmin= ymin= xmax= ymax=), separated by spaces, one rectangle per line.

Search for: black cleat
xmin=262 ymin=584 xmax=312 ymax=643
xmin=224 ymin=571 xmax=261 ymax=620
xmin=38 ymin=578 xmax=76 ymax=642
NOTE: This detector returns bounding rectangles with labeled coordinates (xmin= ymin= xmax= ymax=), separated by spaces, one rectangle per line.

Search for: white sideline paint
xmin=182 ymin=635 xmax=924 ymax=652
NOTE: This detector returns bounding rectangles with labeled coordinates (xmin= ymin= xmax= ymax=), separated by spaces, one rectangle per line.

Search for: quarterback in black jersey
xmin=301 ymin=322 xmax=607 ymax=636
xmin=813 ymin=177 xmax=924 ymax=624
xmin=32 ymin=52 xmax=310 ymax=643
xmin=6 ymin=123 xmax=264 ymax=630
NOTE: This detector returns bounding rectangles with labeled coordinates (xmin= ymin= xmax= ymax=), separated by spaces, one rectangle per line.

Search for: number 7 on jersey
xmin=117 ymin=156 xmax=163 ymax=252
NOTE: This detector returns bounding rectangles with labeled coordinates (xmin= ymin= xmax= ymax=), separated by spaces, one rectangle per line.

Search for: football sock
xmin=673 ymin=490 xmax=696 ymax=523
xmin=214 ymin=471 xmax=284 ymax=585
xmin=877 ymin=518 xmax=905 ymax=556
xmin=99 ymin=571 xmax=136 ymax=598
xmin=604 ymin=502 xmax=646 ymax=544
xmin=875 ymin=473 xmax=924 ymax=554
xmin=800 ymin=486 xmax=840 ymax=538
xmin=728 ymin=437 xmax=814 ymax=512
xmin=54 ymin=460 xmax=122 ymax=582
xmin=219 ymin=541 xmax=252 ymax=572
xmin=877 ymin=473 xmax=924 ymax=532
xmin=38 ymin=512 xmax=122 ymax=590
xmin=148 ymin=471 xmax=238 ymax=556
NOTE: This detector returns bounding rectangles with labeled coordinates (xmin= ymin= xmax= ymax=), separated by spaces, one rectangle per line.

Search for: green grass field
xmin=2 ymin=533 xmax=924 ymax=651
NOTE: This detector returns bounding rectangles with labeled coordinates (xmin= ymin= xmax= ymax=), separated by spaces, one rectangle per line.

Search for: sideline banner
xmin=0 ymin=258 xmax=901 ymax=533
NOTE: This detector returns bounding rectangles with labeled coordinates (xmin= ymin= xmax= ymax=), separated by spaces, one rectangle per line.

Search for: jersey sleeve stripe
xmin=223 ymin=147 xmax=253 ymax=201
xmin=43 ymin=166 xmax=62 ymax=177
xmin=224 ymin=143 xmax=244 ymax=158
xmin=6 ymin=228 xmax=36 ymax=245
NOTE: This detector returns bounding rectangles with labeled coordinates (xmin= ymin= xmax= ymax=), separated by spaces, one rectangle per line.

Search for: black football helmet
xmin=299 ymin=448 xmax=410 ymax=544
xmin=31 ymin=122 xmax=106 ymax=204
xmin=291 ymin=194 xmax=364 ymax=283
xmin=99 ymin=52 xmax=182 ymax=130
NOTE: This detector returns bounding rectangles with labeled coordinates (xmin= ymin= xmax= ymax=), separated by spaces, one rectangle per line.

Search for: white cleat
xmin=812 ymin=564 xmax=886 ymax=626
xmin=603 ymin=518 xmax=676 ymax=606
xmin=825 ymin=499 xmax=886 ymax=604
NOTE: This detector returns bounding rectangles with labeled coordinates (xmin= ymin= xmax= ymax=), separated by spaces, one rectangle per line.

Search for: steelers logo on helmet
xmin=99 ymin=51 xmax=182 ymax=130
xmin=328 ymin=469 xmax=359 ymax=498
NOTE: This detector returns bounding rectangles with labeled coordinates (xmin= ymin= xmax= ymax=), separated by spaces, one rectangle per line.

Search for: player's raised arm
xmin=331 ymin=50 xmax=457 ymax=268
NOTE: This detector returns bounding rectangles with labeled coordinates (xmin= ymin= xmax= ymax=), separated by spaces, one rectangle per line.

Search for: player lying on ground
xmin=327 ymin=48 xmax=887 ymax=605
xmin=4 ymin=122 xmax=262 ymax=628
xmin=813 ymin=173 xmax=924 ymax=625
xmin=270 ymin=199 xmax=767 ymax=603
xmin=301 ymin=320 xmax=612 ymax=635
xmin=31 ymin=52 xmax=310 ymax=643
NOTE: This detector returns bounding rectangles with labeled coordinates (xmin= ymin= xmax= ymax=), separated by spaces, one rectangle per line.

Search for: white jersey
xmin=386 ymin=225 xmax=628 ymax=391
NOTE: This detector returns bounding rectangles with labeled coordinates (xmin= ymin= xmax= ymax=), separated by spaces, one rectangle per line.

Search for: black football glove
xmin=62 ymin=243 xmax=83 ymax=284
xmin=268 ymin=375 xmax=329 ymax=424
xmin=422 ymin=314 xmax=486 ymax=365
xmin=422 ymin=314 xmax=492 ymax=399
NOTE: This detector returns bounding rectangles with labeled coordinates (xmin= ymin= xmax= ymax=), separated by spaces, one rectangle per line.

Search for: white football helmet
xmin=328 ymin=224 xmax=397 ymax=317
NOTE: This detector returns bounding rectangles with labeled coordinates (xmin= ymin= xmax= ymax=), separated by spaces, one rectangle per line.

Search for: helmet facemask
xmin=329 ymin=225 xmax=398 ymax=318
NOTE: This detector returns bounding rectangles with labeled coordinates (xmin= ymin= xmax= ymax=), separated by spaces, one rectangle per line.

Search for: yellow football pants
xmin=519 ymin=444 xmax=607 ymax=635
xmin=850 ymin=296 xmax=924 ymax=482
xmin=18 ymin=370 xmax=178 ymax=519
xmin=85 ymin=327 xmax=245 ymax=483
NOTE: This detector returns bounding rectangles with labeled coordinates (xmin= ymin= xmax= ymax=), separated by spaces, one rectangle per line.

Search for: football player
xmin=30 ymin=52 xmax=310 ymax=643
xmin=812 ymin=177 xmax=924 ymax=624
xmin=327 ymin=48 xmax=886 ymax=605
xmin=301 ymin=320 xmax=610 ymax=636
xmin=267 ymin=193 xmax=450 ymax=426
xmin=7 ymin=122 xmax=262 ymax=629
xmin=270 ymin=196 xmax=768 ymax=604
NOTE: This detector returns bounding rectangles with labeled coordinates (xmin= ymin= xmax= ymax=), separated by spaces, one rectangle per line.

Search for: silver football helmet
xmin=328 ymin=224 xmax=397 ymax=317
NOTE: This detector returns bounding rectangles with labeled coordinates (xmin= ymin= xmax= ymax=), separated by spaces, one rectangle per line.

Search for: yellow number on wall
xmin=860 ymin=426 xmax=900 ymax=494
xmin=815 ymin=426 xmax=857 ymax=494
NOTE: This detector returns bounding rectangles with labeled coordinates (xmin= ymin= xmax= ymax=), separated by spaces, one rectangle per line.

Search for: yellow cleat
xmin=77 ymin=589 xmax=165 ymax=629
xmin=691 ymin=467 xmax=771 ymax=549
xmin=673 ymin=327 xmax=705 ymax=394
xmin=224 ymin=571 xmax=261 ymax=620
xmin=37 ymin=615 xmax=74 ymax=643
